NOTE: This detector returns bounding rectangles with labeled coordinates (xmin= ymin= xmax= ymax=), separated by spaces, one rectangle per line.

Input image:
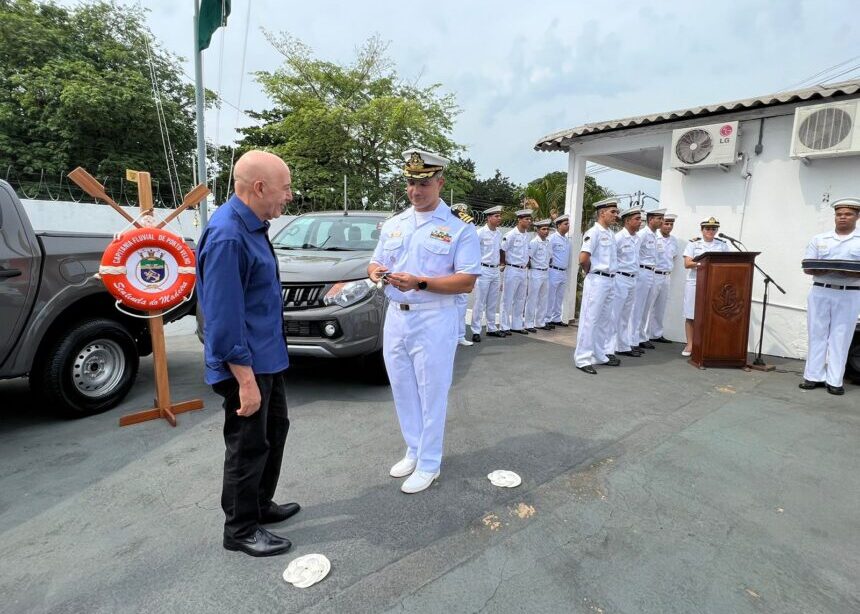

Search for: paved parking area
xmin=1 ymin=328 xmax=858 ymax=614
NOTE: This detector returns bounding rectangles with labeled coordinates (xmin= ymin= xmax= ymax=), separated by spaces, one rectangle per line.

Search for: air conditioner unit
xmin=790 ymin=100 xmax=860 ymax=159
xmin=670 ymin=121 xmax=740 ymax=169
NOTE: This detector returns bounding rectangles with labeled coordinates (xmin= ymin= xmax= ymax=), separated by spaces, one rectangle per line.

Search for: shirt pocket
xmin=382 ymin=237 xmax=404 ymax=266
xmin=422 ymin=239 xmax=453 ymax=276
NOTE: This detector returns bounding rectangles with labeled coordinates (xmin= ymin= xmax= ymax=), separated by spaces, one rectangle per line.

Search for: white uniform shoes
xmin=457 ymin=337 xmax=473 ymax=347
xmin=389 ymin=456 xmax=417 ymax=478
xmin=401 ymin=470 xmax=440 ymax=494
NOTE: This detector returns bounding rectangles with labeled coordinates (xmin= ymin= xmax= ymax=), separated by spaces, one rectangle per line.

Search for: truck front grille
xmin=281 ymin=284 xmax=327 ymax=311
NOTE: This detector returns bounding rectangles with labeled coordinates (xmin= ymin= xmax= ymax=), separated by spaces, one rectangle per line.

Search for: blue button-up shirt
xmin=197 ymin=195 xmax=289 ymax=384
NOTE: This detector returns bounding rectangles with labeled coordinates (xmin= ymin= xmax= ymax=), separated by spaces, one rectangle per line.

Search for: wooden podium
xmin=690 ymin=251 xmax=760 ymax=369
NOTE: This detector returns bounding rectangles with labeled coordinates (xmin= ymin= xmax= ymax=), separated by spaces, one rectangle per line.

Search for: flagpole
xmin=193 ymin=0 xmax=208 ymax=229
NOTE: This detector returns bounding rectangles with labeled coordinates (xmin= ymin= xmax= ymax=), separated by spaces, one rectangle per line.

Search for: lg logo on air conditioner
xmin=719 ymin=124 xmax=734 ymax=143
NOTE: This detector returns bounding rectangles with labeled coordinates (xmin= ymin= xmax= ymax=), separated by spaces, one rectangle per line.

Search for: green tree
xmin=0 ymin=0 xmax=199 ymax=204
xmin=236 ymin=33 xmax=459 ymax=209
xmin=468 ymin=169 xmax=520 ymax=211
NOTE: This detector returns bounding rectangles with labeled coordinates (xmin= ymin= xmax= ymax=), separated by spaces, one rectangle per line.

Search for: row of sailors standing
xmin=461 ymin=207 xmax=572 ymax=343
xmin=574 ymin=198 xmax=684 ymax=374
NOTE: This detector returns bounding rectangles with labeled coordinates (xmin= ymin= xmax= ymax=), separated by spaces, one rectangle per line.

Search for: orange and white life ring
xmin=99 ymin=227 xmax=196 ymax=311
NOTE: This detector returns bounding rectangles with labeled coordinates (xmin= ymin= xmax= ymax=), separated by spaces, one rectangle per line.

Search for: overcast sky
xmin=66 ymin=0 xmax=860 ymax=197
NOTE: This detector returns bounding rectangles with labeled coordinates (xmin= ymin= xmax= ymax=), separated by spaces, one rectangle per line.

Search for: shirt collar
xmin=229 ymin=195 xmax=269 ymax=233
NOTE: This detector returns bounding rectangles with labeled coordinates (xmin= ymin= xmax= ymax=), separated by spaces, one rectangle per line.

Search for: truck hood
xmin=274 ymin=249 xmax=372 ymax=283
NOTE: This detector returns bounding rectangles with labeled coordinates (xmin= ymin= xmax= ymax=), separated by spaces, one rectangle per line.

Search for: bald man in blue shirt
xmin=197 ymin=150 xmax=298 ymax=557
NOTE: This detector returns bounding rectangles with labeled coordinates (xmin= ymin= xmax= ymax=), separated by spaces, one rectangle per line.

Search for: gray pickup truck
xmin=0 ymin=180 xmax=195 ymax=416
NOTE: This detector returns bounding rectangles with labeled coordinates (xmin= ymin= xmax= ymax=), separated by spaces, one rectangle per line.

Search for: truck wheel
xmin=33 ymin=318 xmax=139 ymax=417
xmin=846 ymin=330 xmax=860 ymax=385
xmin=364 ymin=349 xmax=390 ymax=385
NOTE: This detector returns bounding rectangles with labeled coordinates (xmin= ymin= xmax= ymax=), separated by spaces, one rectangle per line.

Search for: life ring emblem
xmin=99 ymin=227 xmax=196 ymax=311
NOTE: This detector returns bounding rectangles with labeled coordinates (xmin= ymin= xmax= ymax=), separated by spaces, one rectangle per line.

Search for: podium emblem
xmin=712 ymin=282 xmax=742 ymax=321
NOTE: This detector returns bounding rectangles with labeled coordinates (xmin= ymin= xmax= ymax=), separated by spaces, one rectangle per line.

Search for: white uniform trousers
xmin=803 ymin=285 xmax=860 ymax=387
xmin=606 ymin=274 xmax=637 ymax=354
xmin=525 ymin=269 xmax=549 ymax=329
xmin=470 ymin=269 xmax=501 ymax=333
xmin=546 ymin=268 xmax=568 ymax=323
xmin=574 ymin=273 xmax=615 ymax=367
xmin=383 ymin=304 xmax=458 ymax=473
xmin=647 ymin=272 xmax=671 ymax=338
xmin=630 ymin=268 xmax=658 ymax=344
xmin=455 ymin=293 xmax=468 ymax=340
xmin=500 ymin=266 xmax=528 ymax=331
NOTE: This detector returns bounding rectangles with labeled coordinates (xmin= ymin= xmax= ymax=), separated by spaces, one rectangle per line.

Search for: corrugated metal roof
xmin=535 ymin=79 xmax=860 ymax=151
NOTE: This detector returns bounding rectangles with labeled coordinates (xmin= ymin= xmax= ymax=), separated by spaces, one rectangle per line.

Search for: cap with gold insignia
xmin=554 ymin=214 xmax=570 ymax=225
xmin=534 ymin=219 xmax=552 ymax=228
xmin=664 ymin=213 xmax=677 ymax=221
xmin=484 ymin=205 xmax=503 ymax=215
xmin=516 ymin=209 xmax=534 ymax=218
xmin=700 ymin=216 xmax=720 ymax=228
xmin=620 ymin=206 xmax=643 ymax=218
xmin=831 ymin=197 xmax=860 ymax=211
xmin=402 ymin=148 xmax=449 ymax=179
xmin=593 ymin=197 xmax=619 ymax=210
xmin=646 ymin=208 xmax=667 ymax=217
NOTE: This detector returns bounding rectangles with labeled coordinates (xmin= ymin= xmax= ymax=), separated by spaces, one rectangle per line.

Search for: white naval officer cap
xmin=534 ymin=219 xmax=552 ymax=228
xmin=592 ymin=197 xmax=619 ymax=210
xmin=700 ymin=216 xmax=720 ymax=228
xmin=554 ymin=214 xmax=570 ymax=225
xmin=515 ymin=209 xmax=534 ymax=218
xmin=484 ymin=205 xmax=503 ymax=215
xmin=402 ymin=148 xmax=449 ymax=178
xmin=831 ymin=197 xmax=860 ymax=211
xmin=645 ymin=208 xmax=667 ymax=217
xmin=663 ymin=213 xmax=677 ymax=221
xmin=620 ymin=206 xmax=643 ymax=218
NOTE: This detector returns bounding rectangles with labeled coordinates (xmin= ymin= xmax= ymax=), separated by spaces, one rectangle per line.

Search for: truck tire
xmin=33 ymin=318 xmax=139 ymax=417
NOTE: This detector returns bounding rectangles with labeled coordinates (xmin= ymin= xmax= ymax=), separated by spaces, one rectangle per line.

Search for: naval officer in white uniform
xmin=368 ymin=149 xmax=481 ymax=493
xmin=630 ymin=208 xmax=665 ymax=350
xmin=647 ymin=213 xmax=678 ymax=343
xmin=525 ymin=219 xmax=552 ymax=331
xmin=500 ymin=209 xmax=533 ymax=334
xmin=799 ymin=198 xmax=860 ymax=395
xmin=470 ymin=205 xmax=504 ymax=341
xmin=608 ymin=207 xmax=643 ymax=358
xmin=451 ymin=203 xmax=476 ymax=347
xmin=574 ymin=198 xmax=621 ymax=374
xmin=681 ymin=216 xmax=729 ymax=356
xmin=546 ymin=214 xmax=571 ymax=327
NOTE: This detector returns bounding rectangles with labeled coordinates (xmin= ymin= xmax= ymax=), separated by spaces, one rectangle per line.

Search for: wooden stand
xmin=689 ymin=251 xmax=760 ymax=369
xmin=68 ymin=167 xmax=209 ymax=427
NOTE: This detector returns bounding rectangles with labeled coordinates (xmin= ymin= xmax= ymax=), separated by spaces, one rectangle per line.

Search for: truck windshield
xmin=272 ymin=215 xmax=387 ymax=251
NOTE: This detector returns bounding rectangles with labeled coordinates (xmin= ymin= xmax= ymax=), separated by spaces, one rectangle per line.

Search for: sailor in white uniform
xmin=500 ymin=209 xmax=533 ymax=335
xmin=799 ymin=198 xmax=860 ymax=395
xmin=525 ymin=219 xmax=552 ymax=331
xmin=630 ymin=208 xmax=665 ymax=351
xmin=574 ymin=198 xmax=620 ymax=374
xmin=681 ymin=216 xmax=729 ymax=356
xmin=648 ymin=213 xmax=678 ymax=343
xmin=451 ymin=203 xmax=476 ymax=347
xmin=368 ymin=149 xmax=481 ymax=493
xmin=607 ymin=207 xmax=643 ymax=358
xmin=546 ymin=214 xmax=571 ymax=327
xmin=470 ymin=205 xmax=504 ymax=341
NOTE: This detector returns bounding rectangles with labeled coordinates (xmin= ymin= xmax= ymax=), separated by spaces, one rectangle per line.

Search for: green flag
xmin=197 ymin=0 xmax=231 ymax=52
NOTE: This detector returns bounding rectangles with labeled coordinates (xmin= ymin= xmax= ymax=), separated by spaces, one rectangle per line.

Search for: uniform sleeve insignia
xmin=390 ymin=230 xmax=402 ymax=238
xmin=583 ymin=235 xmax=591 ymax=241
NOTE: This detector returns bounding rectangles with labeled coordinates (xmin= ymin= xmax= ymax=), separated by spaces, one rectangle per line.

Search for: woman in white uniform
xmin=681 ymin=217 xmax=729 ymax=356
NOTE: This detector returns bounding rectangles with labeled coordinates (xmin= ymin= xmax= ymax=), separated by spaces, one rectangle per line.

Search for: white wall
xmin=566 ymin=111 xmax=860 ymax=360
xmin=21 ymin=199 xmax=203 ymax=241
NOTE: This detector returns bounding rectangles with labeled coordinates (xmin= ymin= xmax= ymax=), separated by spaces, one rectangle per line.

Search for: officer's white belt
xmin=389 ymin=299 xmax=456 ymax=311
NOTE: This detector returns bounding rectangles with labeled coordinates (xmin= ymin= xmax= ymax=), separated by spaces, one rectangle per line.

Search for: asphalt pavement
xmin=1 ymin=327 xmax=858 ymax=614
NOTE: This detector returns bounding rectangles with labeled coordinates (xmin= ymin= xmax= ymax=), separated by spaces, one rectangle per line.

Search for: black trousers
xmin=212 ymin=370 xmax=290 ymax=539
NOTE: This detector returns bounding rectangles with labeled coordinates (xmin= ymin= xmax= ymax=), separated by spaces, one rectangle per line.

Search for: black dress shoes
xmin=577 ymin=365 xmax=597 ymax=375
xmin=639 ymin=341 xmax=656 ymax=350
xmin=223 ymin=527 xmax=292 ymax=557
xmin=512 ymin=329 xmax=528 ymax=335
xmin=539 ymin=325 xmax=554 ymax=330
xmin=555 ymin=321 xmax=569 ymax=327
xmin=651 ymin=336 xmax=672 ymax=344
xmin=798 ymin=380 xmax=824 ymax=390
xmin=526 ymin=327 xmax=538 ymax=333
xmin=616 ymin=350 xmax=639 ymax=357
xmin=260 ymin=502 xmax=301 ymax=524
xmin=604 ymin=356 xmax=621 ymax=367
xmin=472 ymin=333 xmax=482 ymax=343
xmin=486 ymin=330 xmax=504 ymax=338
xmin=826 ymin=384 xmax=845 ymax=395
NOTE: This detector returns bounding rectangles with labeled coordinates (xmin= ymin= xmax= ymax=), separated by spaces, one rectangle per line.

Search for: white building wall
xmin=566 ymin=112 xmax=860 ymax=360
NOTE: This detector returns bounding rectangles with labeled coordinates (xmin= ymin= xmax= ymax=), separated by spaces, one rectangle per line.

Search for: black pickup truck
xmin=0 ymin=180 xmax=195 ymax=416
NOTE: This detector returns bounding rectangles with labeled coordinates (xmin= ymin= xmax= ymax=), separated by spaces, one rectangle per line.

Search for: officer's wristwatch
xmin=417 ymin=279 xmax=428 ymax=290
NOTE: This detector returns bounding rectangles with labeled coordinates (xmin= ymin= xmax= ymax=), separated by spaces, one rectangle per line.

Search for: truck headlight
xmin=323 ymin=278 xmax=376 ymax=308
